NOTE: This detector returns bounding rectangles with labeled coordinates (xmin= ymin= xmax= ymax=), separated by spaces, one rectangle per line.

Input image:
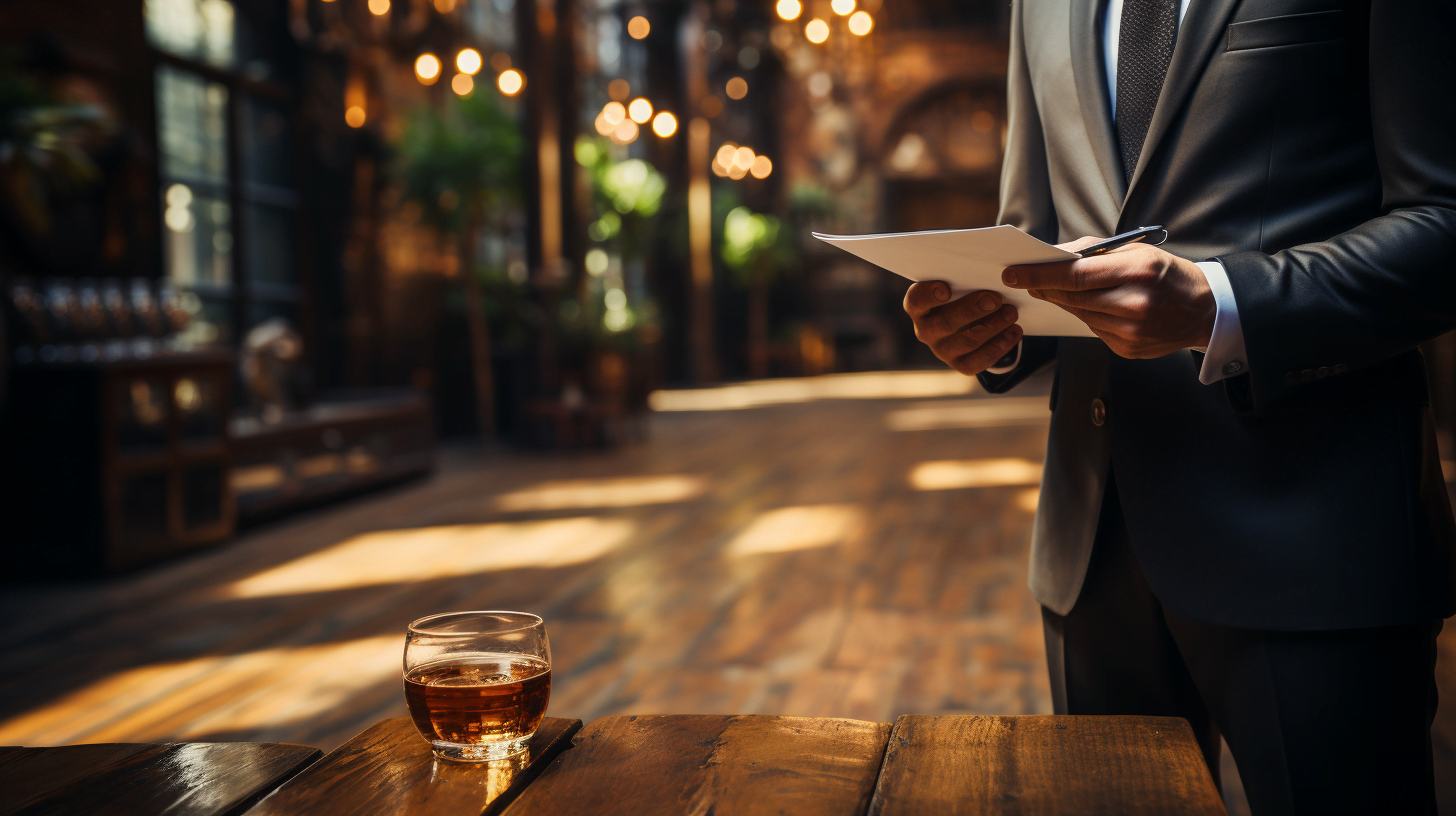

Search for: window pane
xmin=245 ymin=203 xmax=295 ymax=286
xmin=163 ymin=185 xmax=232 ymax=288
xmin=242 ymin=97 xmax=292 ymax=189
xmin=157 ymin=66 xmax=229 ymax=184
xmin=146 ymin=0 xmax=236 ymax=68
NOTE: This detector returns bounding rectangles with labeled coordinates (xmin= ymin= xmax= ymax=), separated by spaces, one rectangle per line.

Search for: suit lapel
xmin=1069 ymin=0 xmax=1126 ymax=207
xmin=1123 ymin=0 xmax=1243 ymax=203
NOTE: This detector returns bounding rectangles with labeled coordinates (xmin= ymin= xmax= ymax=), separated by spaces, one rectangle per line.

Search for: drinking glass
xmin=404 ymin=611 xmax=552 ymax=762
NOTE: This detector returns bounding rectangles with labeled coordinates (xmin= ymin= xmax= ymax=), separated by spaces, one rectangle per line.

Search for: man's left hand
xmin=1003 ymin=238 xmax=1216 ymax=359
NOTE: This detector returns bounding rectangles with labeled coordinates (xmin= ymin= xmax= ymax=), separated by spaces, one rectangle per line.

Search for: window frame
xmin=149 ymin=38 xmax=303 ymax=352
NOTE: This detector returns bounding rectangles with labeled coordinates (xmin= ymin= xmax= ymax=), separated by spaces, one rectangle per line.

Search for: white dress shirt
xmin=988 ymin=0 xmax=1249 ymax=384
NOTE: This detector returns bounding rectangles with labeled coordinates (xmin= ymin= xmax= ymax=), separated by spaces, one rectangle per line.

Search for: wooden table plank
xmin=868 ymin=715 xmax=1227 ymax=816
xmin=501 ymin=714 xmax=892 ymax=816
xmin=3 ymin=742 xmax=320 ymax=816
xmin=0 ymin=743 xmax=161 ymax=814
xmin=244 ymin=716 xmax=580 ymax=816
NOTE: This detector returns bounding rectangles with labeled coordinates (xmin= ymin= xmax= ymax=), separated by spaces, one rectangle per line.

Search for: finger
xmin=930 ymin=305 xmax=1018 ymax=361
xmin=1035 ymin=287 xmax=1146 ymax=318
xmin=1002 ymin=255 xmax=1125 ymax=292
xmin=903 ymin=281 xmax=952 ymax=320
xmin=949 ymin=325 xmax=1023 ymax=376
xmin=912 ymin=289 xmax=1004 ymax=344
xmin=1054 ymin=303 xmax=1142 ymax=338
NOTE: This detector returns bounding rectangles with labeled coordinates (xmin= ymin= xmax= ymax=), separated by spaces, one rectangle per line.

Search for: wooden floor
xmin=6 ymin=367 xmax=1456 ymax=815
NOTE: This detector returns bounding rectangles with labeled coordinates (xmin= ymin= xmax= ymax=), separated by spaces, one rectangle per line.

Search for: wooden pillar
xmin=682 ymin=3 xmax=717 ymax=383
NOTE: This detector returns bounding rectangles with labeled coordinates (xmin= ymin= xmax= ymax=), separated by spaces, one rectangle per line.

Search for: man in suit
xmin=903 ymin=0 xmax=1456 ymax=812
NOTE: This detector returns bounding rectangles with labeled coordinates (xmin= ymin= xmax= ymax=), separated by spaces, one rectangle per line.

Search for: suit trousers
xmin=1042 ymin=476 xmax=1442 ymax=815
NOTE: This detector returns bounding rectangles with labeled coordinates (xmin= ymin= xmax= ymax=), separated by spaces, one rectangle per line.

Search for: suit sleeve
xmin=1217 ymin=1 xmax=1456 ymax=409
xmin=978 ymin=0 xmax=1060 ymax=394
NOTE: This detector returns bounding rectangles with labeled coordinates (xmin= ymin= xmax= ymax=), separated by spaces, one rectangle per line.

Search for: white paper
xmin=813 ymin=224 xmax=1094 ymax=337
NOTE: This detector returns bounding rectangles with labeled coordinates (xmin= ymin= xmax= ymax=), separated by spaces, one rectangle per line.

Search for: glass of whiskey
xmin=404 ymin=611 xmax=552 ymax=762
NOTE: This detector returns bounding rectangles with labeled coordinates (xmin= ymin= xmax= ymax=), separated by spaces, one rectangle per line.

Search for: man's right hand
xmin=903 ymin=283 xmax=1022 ymax=376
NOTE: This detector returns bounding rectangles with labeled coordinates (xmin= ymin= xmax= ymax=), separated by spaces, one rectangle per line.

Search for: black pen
xmin=1077 ymin=225 xmax=1168 ymax=257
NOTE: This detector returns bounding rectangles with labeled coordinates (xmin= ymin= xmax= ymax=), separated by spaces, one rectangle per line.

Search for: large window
xmin=147 ymin=0 xmax=298 ymax=348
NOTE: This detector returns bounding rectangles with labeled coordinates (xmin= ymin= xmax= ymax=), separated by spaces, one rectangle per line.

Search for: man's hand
xmin=1003 ymin=237 xmax=1216 ymax=359
xmin=903 ymin=282 xmax=1022 ymax=376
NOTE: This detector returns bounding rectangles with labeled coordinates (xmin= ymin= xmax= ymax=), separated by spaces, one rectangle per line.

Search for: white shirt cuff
xmin=985 ymin=340 xmax=1022 ymax=375
xmin=1195 ymin=260 xmax=1249 ymax=385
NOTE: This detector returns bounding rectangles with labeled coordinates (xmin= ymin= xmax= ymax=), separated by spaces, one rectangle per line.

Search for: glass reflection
xmin=428 ymin=750 xmax=528 ymax=802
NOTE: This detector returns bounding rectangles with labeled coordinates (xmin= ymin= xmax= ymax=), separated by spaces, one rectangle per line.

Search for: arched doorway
xmin=881 ymin=81 xmax=1007 ymax=232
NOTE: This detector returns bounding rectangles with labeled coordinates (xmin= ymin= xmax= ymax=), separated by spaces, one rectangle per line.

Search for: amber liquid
xmin=405 ymin=654 xmax=552 ymax=747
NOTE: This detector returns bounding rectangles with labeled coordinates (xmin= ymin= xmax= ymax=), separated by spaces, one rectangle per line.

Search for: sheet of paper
xmin=813 ymin=224 xmax=1094 ymax=337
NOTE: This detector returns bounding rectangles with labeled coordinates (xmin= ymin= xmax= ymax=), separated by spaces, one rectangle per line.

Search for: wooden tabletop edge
xmin=220 ymin=746 xmax=324 ymax=816
xmin=479 ymin=719 xmax=583 ymax=816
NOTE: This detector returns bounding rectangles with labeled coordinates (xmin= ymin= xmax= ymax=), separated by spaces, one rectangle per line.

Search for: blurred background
xmin=3 ymin=2 xmax=1456 ymax=814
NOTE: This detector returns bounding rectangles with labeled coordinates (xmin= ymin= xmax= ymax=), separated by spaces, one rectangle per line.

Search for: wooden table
xmin=0 ymin=741 xmax=319 ymax=816
xmin=242 ymin=714 xmax=1224 ymax=815
xmin=2 ymin=715 xmax=1227 ymax=816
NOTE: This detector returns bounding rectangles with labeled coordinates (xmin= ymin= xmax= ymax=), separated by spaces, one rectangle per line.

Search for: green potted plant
xmin=395 ymin=92 xmax=524 ymax=438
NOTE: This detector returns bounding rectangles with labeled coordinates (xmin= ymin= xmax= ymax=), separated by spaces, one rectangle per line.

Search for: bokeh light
xmin=652 ymin=111 xmax=678 ymax=138
xmin=608 ymin=78 xmax=630 ymax=101
xmin=725 ymin=77 xmax=748 ymax=100
xmin=498 ymin=69 xmax=524 ymax=95
xmin=603 ymin=101 xmax=627 ymax=125
xmin=628 ymin=98 xmax=653 ymax=124
xmin=433 ymin=0 xmax=455 ymax=11
xmin=716 ymin=143 xmax=739 ymax=168
xmin=848 ymin=10 xmax=874 ymax=35
xmin=627 ymin=16 xmax=650 ymax=39
xmin=750 ymin=155 xmax=773 ymax=179
xmin=451 ymin=73 xmax=474 ymax=96
xmin=414 ymin=53 xmax=441 ymax=84
xmin=701 ymin=95 xmax=724 ymax=117
xmin=613 ymin=119 xmax=639 ymax=144
xmin=368 ymin=0 xmax=389 ymax=14
xmin=345 ymin=105 xmax=365 ymax=127
xmin=830 ymin=0 xmax=855 ymax=14
xmin=805 ymin=18 xmax=829 ymax=43
xmin=456 ymin=48 xmax=483 ymax=75
xmin=490 ymin=52 xmax=512 ymax=72
xmin=776 ymin=0 xmax=802 ymax=21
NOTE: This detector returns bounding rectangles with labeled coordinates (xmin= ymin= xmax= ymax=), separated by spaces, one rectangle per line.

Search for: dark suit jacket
xmin=983 ymin=0 xmax=1456 ymax=629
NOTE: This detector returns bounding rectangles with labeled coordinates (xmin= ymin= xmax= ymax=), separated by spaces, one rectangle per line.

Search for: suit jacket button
xmin=1301 ymin=369 xmax=1315 ymax=383
xmin=1316 ymin=366 xmax=1331 ymax=379
xmin=1333 ymin=363 xmax=1348 ymax=374
xmin=1222 ymin=359 xmax=1244 ymax=376
xmin=1091 ymin=398 xmax=1106 ymax=426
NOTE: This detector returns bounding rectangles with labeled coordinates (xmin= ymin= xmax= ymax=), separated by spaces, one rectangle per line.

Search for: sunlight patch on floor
xmin=224 ymin=517 xmax=634 ymax=598
xmin=726 ymin=504 xmax=865 ymax=556
xmin=495 ymin=475 xmax=709 ymax=511
xmin=909 ymin=458 xmax=1043 ymax=491
xmin=649 ymin=370 xmax=974 ymax=412
xmin=886 ymin=397 xmax=1050 ymax=431
xmin=0 ymin=635 xmax=399 ymax=746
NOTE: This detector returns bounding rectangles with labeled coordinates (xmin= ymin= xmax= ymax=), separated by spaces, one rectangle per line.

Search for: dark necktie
xmin=1115 ymin=0 xmax=1179 ymax=183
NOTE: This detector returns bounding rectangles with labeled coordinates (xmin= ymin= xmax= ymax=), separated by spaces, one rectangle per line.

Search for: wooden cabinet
xmin=230 ymin=390 xmax=435 ymax=524
xmin=0 ymin=350 xmax=235 ymax=577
